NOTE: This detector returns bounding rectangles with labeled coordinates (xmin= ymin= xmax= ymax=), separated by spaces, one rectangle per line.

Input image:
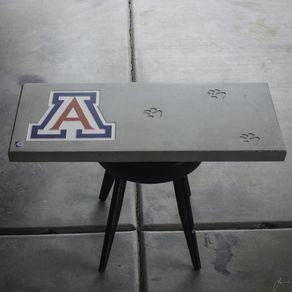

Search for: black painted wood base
xmin=98 ymin=162 xmax=201 ymax=273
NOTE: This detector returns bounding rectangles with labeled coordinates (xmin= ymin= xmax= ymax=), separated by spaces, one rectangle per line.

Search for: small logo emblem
xmin=27 ymin=91 xmax=115 ymax=141
xmin=143 ymin=108 xmax=163 ymax=118
xmin=15 ymin=141 xmax=24 ymax=148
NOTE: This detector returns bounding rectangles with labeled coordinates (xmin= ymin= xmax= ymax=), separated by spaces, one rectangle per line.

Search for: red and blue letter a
xmin=27 ymin=91 xmax=115 ymax=141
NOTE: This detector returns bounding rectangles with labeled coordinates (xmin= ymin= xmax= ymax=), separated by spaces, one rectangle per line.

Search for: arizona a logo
xmin=27 ymin=91 xmax=115 ymax=141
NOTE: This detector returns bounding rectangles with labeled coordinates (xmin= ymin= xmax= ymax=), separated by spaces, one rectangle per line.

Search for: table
xmin=9 ymin=83 xmax=286 ymax=272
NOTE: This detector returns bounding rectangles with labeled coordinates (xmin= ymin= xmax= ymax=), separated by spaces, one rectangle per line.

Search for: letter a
xmin=51 ymin=97 xmax=93 ymax=130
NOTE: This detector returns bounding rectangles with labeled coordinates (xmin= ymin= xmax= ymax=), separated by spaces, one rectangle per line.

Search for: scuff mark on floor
xmin=206 ymin=233 xmax=239 ymax=276
xmin=247 ymin=18 xmax=278 ymax=39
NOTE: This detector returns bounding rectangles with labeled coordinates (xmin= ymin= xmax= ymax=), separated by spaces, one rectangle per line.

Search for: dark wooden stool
xmin=98 ymin=162 xmax=201 ymax=273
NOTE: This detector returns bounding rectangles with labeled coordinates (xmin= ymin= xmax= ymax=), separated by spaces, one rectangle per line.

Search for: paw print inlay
xmin=207 ymin=89 xmax=226 ymax=99
xmin=143 ymin=108 xmax=163 ymax=118
xmin=240 ymin=133 xmax=260 ymax=145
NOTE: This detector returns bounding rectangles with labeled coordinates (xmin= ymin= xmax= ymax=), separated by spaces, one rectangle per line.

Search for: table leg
xmin=99 ymin=171 xmax=115 ymax=202
xmin=173 ymin=176 xmax=201 ymax=270
xmin=99 ymin=178 xmax=127 ymax=273
xmin=183 ymin=176 xmax=192 ymax=197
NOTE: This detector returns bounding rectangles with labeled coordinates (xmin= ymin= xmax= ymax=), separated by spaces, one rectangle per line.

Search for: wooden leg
xmin=173 ymin=176 xmax=201 ymax=270
xmin=99 ymin=171 xmax=115 ymax=202
xmin=99 ymin=178 xmax=127 ymax=273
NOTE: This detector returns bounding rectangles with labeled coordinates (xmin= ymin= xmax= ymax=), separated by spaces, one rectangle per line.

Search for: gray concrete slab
xmin=133 ymin=0 xmax=292 ymax=86
xmin=143 ymin=230 xmax=292 ymax=292
xmin=0 ymin=0 xmax=135 ymax=230
xmin=0 ymin=231 xmax=138 ymax=292
xmin=133 ymin=0 xmax=292 ymax=227
xmin=10 ymin=83 xmax=285 ymax=162
xmin=0 ymin=163 xmax=136 ymax=231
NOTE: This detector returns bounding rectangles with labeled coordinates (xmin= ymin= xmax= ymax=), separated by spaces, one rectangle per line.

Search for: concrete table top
xmin=9 ymin=83 xmax=286 ymax=162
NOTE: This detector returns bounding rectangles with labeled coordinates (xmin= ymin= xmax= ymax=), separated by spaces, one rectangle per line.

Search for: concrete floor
xmin=142 ymin=230 xmax=292 ymax=292
xmin=0 ymin=0 xmax=292 ymax=291
xmin=0 ymin=232 xmax=139 ymax=292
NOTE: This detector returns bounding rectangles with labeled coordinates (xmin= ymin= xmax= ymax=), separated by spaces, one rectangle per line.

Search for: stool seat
xmin=99 ymin=162 xmax=201 ymax=184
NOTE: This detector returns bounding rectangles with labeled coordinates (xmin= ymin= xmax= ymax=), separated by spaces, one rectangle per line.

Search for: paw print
xmin=143 ymin=108 xmax=163 ymax=118
xmin=207 ymin=89 xmax=226 ymax=99
xmin=240 ymin=133 xmax=260 ymax=145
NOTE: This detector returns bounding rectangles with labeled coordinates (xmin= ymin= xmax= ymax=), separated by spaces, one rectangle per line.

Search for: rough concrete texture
xmin=133 ymin=0 xmax=292 ymax=85
xmin=0 ymin=232 xmax=139 ymax=292
xmin=143 ymin=230 xmax=292 ymax=292
xmin=0 ymin=0 xmax=134 ymax=230
xmin=0 ymin=164 xmax=136 ymax=230
xmin=133 ymin=0 xmax=292 ymax=227
xmin=10 ymin=83 xmax=285 ymax=162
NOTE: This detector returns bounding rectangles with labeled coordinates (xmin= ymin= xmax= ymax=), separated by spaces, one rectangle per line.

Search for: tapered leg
xmin=173 ymin=176 xmax=201 ymax=270
xmin=99 ymin=171 xmax=115 ymax=201
xmin=183 ymin=176 xmax=192 ymax=197
xmin=99 ymin=178 xmax=127 ymax=273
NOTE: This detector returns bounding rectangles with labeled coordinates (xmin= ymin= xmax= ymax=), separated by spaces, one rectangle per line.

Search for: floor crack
xmin=128 ymin=0 xmax=136 ymax=82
